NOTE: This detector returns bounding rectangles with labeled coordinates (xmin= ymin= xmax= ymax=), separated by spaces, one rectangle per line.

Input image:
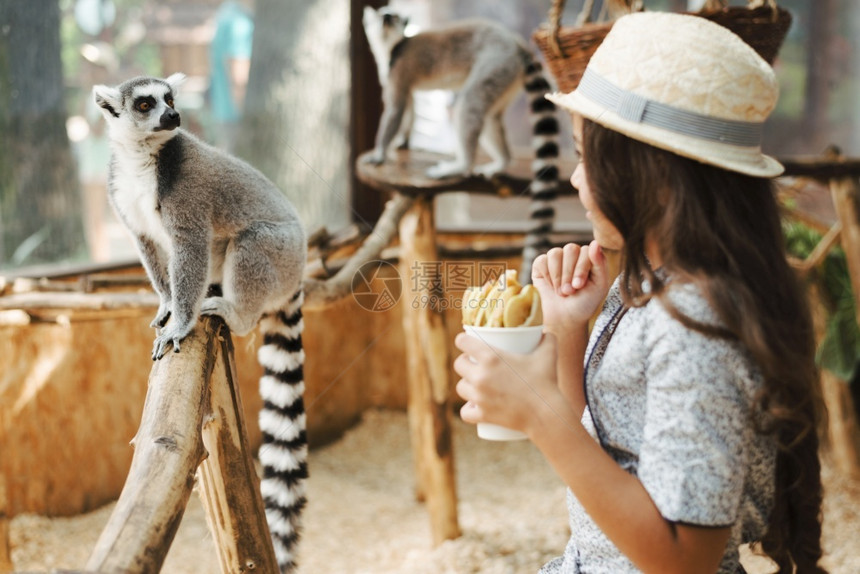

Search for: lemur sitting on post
xmin=362 ymin=6 xmax=560 ymax=279
xmin=93 ymin=74 xmax=307 ymax=573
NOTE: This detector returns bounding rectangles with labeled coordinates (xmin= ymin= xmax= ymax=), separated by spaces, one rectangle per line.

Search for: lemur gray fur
xmin=362 ymin=6 xmax=560 ymax=279
xmin=93 ymin=74 xmax=307 ymax=573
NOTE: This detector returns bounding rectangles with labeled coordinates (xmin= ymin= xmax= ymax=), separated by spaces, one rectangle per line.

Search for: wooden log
xmin=304 ymin=194 xmax=414 ymax=308
xmin=85 ymin=318 xmax=217 ymax=573
xmin=820 ymin=369 xmax=860 ymax=477
xmin=398 ymin=196 xmax=461 ymax=545
xmin=809 ymin=282 xmax=860 ymax=477
xmin=8 ymin=273 xmax=150 ymax=294
xmin=781 ymin=156 xmax=860 ymax=180
xmin=796 ymin=221 xmax=842 ymax=275
xmin=1 ymin=258 xmax=142 ymax=282
xmin=825 ymin=175 xmax=860 ymax=477
xmin=197 ymin=326 xmax=278 ymax=573
xmin=0 ymin=474 xmax=11 ymax=574
xmin=0 ymin=291 xmax=159 ymax=312
xmin=0 ymin=281 xmax=410 ymax=514
xmin=830 ymin=176 xmax=860 ymax=321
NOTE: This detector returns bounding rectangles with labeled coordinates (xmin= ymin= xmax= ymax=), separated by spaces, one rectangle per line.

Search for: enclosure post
xmin=398 ymin=196 xmax=461 ymax=545
xmin=86 ymin=316 xmax=278 ymax=573
xmin=825 ymin=176 xmax=860 ymax=477
xmin=830 ymin=176 xmax=860 ymax=322
xmin=0 ymin=475 xmax=11 ymax=573
xmin=196 ymin=325 xmax=279 ymax=573
xmin=85 ymin=319 xmax=217 ymax=573
xmin=820 ymin=369 xmax=860 ymax=477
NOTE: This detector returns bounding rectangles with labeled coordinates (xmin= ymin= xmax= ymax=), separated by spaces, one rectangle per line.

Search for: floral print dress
xmin=540 ymin=276 xmax=776 ymax=574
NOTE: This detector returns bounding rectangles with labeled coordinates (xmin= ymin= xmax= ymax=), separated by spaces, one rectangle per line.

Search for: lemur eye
xmin=166 ymin=98 xmax=174 ymax=108
xmin=137 ymin=101 xmax=151 ymax=112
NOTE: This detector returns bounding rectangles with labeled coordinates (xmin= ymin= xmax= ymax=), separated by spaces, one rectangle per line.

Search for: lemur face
xmin=363 ymin=6 xmax=408 ymax=47
xmin=93 ymin=73 xmax=185 ymax=143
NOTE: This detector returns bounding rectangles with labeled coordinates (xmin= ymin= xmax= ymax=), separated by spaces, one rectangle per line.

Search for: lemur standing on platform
xmin=93 ymin=74 xmax=307 ymax=573
xmin=361 ymin=6 xmax=560 ymax=279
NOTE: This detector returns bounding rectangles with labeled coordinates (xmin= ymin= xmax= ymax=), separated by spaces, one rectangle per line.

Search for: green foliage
xmin=784 ymin=220 xmax=860 ymax=382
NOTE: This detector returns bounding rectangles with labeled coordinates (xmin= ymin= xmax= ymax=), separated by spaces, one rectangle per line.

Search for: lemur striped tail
xmin=257 ymin=288 xmax=307 ymax=573
xmin=520 ymin=57 xmax=560 ymax=282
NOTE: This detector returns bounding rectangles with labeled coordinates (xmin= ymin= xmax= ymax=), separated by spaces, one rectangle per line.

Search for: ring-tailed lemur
xmin=93 ymin=74 xmax=307 ymax=573
xmin=362 ymin=6 xmax=559 ymax=280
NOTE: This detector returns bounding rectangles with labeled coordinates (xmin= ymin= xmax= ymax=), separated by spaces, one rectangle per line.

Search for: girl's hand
xmin=454 ymin=331 xmax=562 ymax=436
xmin=531 ymin=240 xmax=610 ymax=334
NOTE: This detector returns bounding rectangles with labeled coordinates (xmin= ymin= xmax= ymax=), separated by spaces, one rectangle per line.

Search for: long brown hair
xmin=582 ymin=119 xmax=826 ymax=572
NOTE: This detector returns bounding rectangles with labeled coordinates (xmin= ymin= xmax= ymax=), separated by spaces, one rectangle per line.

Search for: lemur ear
xmin=165 ymin=72 xmax=187 ymax=93
xmin=92 ymin=84 xmax=121 ymax=119
xmin=363 ymin=6 xmax=380 ymax=26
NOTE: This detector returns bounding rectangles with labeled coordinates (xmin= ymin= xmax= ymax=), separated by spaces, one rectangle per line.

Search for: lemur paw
xmin=150 ymin=304 xmax=172 ymax=329
xmin=151 ymin=322 xmax=194 ymax=360
xmin=200 ymin=297 xmax=230 ymax=321
xmin=474 ymin=162 xmax=508 ymax=179
xmin=362 ymin=150 xmax=386 ymax=165
xmin=201 ymin=297 xmax=255 ymax=336
xmin=426 ymin=161 xmax=469 ymax=180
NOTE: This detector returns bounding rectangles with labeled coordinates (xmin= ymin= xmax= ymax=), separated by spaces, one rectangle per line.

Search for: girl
xmin=454 ymin=12 xmax=826 ymax=574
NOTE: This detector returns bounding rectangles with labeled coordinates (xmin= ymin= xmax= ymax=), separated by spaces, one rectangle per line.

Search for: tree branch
xmin=85 ymin=317 xmax=277 ymax=573
xmin=303 ymin=193 xmax=414 ymax=308
xmin=85 ymin=319 xmax=218 ymax=573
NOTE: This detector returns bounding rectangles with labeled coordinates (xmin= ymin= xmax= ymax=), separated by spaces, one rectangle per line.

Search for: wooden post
xmin=197 ymin=327 xmax=278 ymax=573
xmin=825 ymin=176 xmax=860 ymax=477
xmin=810 ymin=281 xmax=860 ymax=478
xmin=398 ymin=196 xmax=461 ymax=545
xmin=830 ymin=176 xmax=860 ymax=320
xmin=85 ymin=322 xmax=213 ymax=572
xmin=86 ymin=317 xmax=277 ymax=573
xmin=0 ymin=475 xmax=11 ymax=574
xmin=820 ymin=369 xmax=860 ymax=477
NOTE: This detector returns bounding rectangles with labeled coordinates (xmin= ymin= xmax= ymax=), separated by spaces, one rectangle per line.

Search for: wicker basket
xmin=533 ymin=0 xmax=792 ymax=94
xmin=697 ymin=4 xmax=792 ymax=66
xmin=532 ymin=0 xmax=620 ymax=94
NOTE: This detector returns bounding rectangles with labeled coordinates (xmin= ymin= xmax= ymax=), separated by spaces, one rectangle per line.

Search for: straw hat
xmin=547 ymin=11 xmax=784 ymax=177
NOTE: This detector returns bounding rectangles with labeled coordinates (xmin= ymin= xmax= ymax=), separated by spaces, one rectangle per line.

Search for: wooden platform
xmin=355 ymin=148 xmax=576 ymax=197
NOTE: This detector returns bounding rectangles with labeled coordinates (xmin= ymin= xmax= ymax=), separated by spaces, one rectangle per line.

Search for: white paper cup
xmin=462 ymin=325 xmax=544 ymax=441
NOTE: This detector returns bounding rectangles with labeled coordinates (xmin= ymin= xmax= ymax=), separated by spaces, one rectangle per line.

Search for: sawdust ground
xmin=9 ymin=410 xmax=860 ymax=573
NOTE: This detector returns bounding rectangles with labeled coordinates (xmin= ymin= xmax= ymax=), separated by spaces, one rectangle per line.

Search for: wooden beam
xmin=821 ymin=369 xmax=860 ymax=478
xmin=0 ymin=258 xmax=142 ymax=281
xmin=0 ymin=291 xmax=158 ymax=312
xmin=781 ymin=157 xmax=860 ymax=180
xmin=86 ymin=317 xmax=277 ymax=573
xmin=197 ymin=326 xmax=278 ymax=573
xmin=304 ymin=193 xmax=414 ymax=308
xmin=810 ymin=283 xmax=860 ymax=478
xmin=85 ymin=319 xmax=217 ymax=573
xmin=796 ymin=221 xmax=842 ymax=275
xmin=830 ymin=176 xmax=860 ymax=323
xmin=0 ymin=474 xmax=11 ymax=573
xmin=398 ymin=197 xmax=461 ymax=545
xmin=819 ymin=174 xmax=860 ymax=478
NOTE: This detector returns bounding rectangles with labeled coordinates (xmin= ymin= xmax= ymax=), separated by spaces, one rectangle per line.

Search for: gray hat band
xmin=577 ymin=68 xmax=764 ymax=148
